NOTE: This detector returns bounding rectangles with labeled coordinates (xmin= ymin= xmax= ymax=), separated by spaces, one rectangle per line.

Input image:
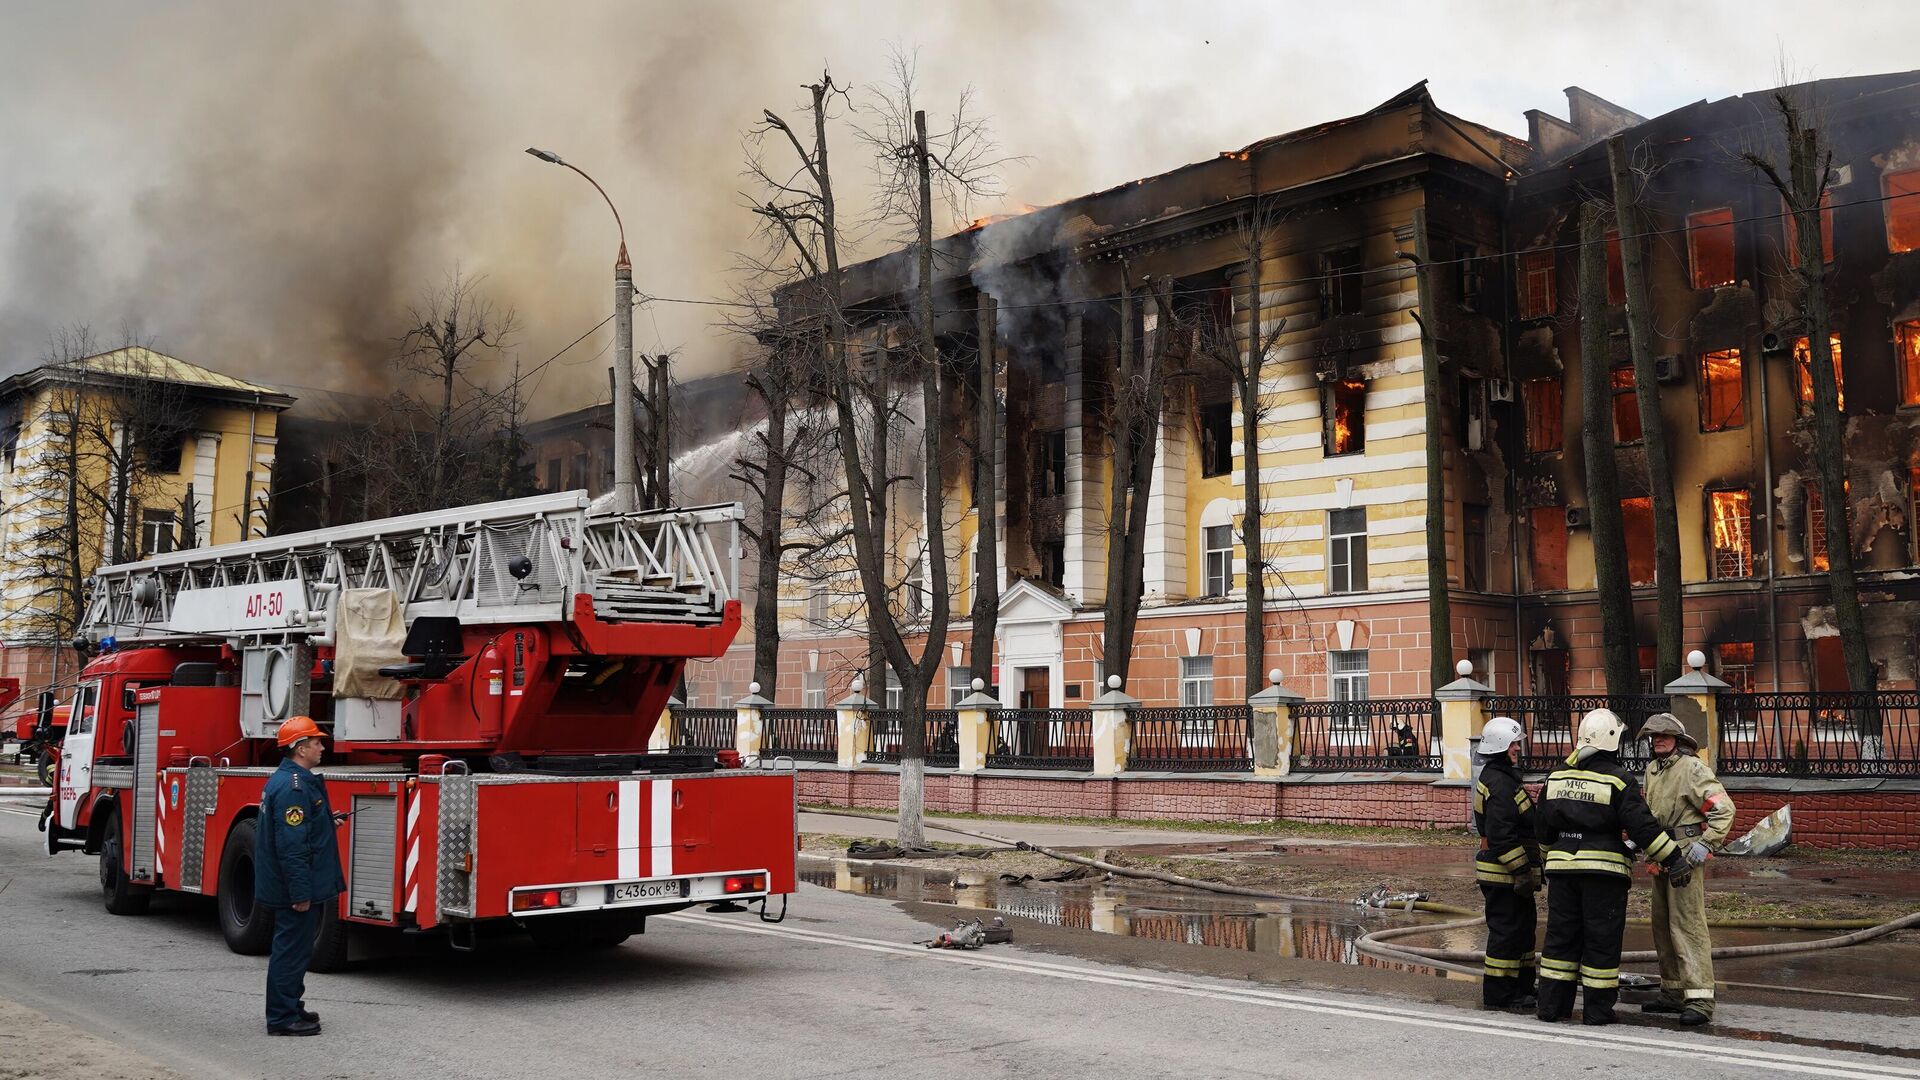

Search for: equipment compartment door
xmin=129 ymin=702 xmax=160 ymax=883
xmin=347 ymin=793 xmax=400 ymax=922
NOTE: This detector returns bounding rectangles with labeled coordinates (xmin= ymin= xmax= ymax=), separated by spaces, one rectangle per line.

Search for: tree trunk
xmin=1788 ymin=129 xmax=1874 ymax=693
xmin=1608 ymin=135 xmax=1682 ymax=688
xmin=1101 ymin=275 xmax=1170 ymax=686
xmin=1240 ymin=242 xmax=1267 ymax=697
xmin=1410 ymin=208 xmax=1454 ymax=691
xmin=751 ymin=388 xmax=789 ymax=692
xmin=179 ymin=483 xmax=196 ymax=552
xmin=970 ymin=295 xmax=1000 ymax=696
xmin=1578 ymin=203 xmax=1641 ymax=696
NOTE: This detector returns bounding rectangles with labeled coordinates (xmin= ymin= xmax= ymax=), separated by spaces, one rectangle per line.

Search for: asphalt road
xmin=4 ymin=809 xmax=1920 ymax=1080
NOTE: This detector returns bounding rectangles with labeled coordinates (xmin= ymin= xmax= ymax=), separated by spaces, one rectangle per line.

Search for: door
xmin=1019 ymin=668 xmax=1050 ymax=710
xmin=57 ymin=682 xmax=100 ymax=830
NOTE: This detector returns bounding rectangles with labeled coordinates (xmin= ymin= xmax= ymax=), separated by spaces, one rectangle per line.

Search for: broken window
xmin=1524 ymin=377 xmax=1562 ymax=454
xmin=1452 ymin=242 xmax=1483 ymax=311
xmin=1321 ymin=247 xmax=1364 ymax=318
xmin=1324 ymin=379 xmax=1367 ymax=456
xmin=1327 ymin=507 xmax=1368 ymax=594
xmin=1698 ymin=349 xmax=1746 ymax=432
xmin=1900 ymin=320 xmax=1920 ymax=408
xmin=1810 ymin=636 xmax=1851 ymax=693
xmin=1203 ymin=523 xmax=1234 ymax=597
xmin=1605 ymin=230 xmax=1626 ymax=305
xmin=1611 ymin=364 xmax=1642 ymax=444
xmin=1463 ymin=503 xmax=1489 ymax=592
xmin=1519 ymin=251 xmax=1557 ymax=320
xmin=1884 ymin=168 xmax=1920 ymax=254
xmin=1529 ymin=506 xmax=1568 ymax=591
xmin=1793 ymin=334 xmax=1846 ymax=414
xmin=1784 ymin=191 xmax=1835 ymax=265
xmin=1199 ymin=401 xmax=1233 ymax=477
xmin=1039 ymin=430 xmax=1067 ymax=497
xmin=1621 ymin=496 xmax=1655 ymax=585
xmin=1708 ymin=488 xmax=1753 ymax=579
xmin=1714 ymin=641 xmax=1757 ymax=695
xmin=545 ymin=458 xmax=562 ymax=491
xmin=1039 ymin=540 xmax=1066 ymax=588
xmin=1532 ymin=647 xmax=1570 ymax=696
xmin=1687 ymin=207 xmax=1737 ymax=289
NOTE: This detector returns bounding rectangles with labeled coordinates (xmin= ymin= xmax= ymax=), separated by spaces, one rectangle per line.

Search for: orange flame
xmin=1330 ymin=380 xmax=1365 ymax=455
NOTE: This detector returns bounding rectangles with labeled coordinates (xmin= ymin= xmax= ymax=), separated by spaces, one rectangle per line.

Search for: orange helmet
xmin=275 ymin=715 xmax=327 ymax=747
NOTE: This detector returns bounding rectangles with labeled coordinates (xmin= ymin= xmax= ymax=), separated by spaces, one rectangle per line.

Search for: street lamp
xmin=526 ymin=146 xmax=638 ymax=513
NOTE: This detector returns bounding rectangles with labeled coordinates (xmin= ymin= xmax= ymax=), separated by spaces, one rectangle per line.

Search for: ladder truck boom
xmin=45 ymin=492 xmax=794 ymax=963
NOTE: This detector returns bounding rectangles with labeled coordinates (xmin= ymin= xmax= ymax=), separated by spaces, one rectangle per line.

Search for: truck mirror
xmin=123 ymin=686 xmax=139 ymax=711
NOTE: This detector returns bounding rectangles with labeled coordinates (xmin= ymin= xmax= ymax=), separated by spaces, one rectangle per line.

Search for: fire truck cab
xmin=45 ymin=493 xmax=794 ymax=964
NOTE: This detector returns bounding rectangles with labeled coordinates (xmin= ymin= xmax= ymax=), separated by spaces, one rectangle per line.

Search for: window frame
xmin=1323 ymin=378 xmax=1367 ymax=457
xmin=802 ymin=672 xmax=826 ymax=710
xmin=139 ymin=508 xmax=177 ymax=558
xmin=1793 ymin=334 xmax=1846 ymax=416
xmin=1524 ymin=377 xmax=1563 ymax=455
xmin=1198 ymin=401 xmax=1233 ymax=477
xmin=1686 ymin=206 xmax=1737 ymax=289
xmin=1883 ymin=168 xmax=1920 ymax=255
xmin=1610 ymin=362 xmax=1643 ymax=445
xmin=1321 ymin=246 xmax=1364 ymax=319
xmin=1327 ymin=650 xmax=1370 ymax=745
xmin=1179 ymin=655 xmax=1215 ymax=709
xmin=1706 ymin=488 xmax=1754 ymax=581
xmin=948 ymin=666 xmax=974 ymax=707
xmin=1203 ymin=523 xmax=1234 ymax=598
xmin=1039 ymin=430 xmax=1067 ymax=497
xmin=1621 ymin=496 xmax=1655 ymax=586
xmin=1519 ymin=250 xmax=1557 ymax=320
xmin=1697 ymin=348 xmax=1746 ymax=432
xmin=1327 ymin=508 xmax=1368 ymax=595
xmin=1898 ymin=320 xmax=1920 ymax=409
xmin=1530 ymin=506 xmax=1568 ymax=591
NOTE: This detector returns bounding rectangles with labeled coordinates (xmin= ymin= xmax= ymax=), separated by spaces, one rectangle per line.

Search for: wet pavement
xmin=802 ymin=839 xmax=1920 ymax=1016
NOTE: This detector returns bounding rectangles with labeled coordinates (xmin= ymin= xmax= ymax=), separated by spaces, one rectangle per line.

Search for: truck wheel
xmin=35 ymin=748 xmax=56 ymax=787
xmin=308 ymin=902 xmax=352 ymax=973
xmin=217 ymin=818 xmax=272 ymax=955
xmin=100 ymin=814 xmax=152 ymax=916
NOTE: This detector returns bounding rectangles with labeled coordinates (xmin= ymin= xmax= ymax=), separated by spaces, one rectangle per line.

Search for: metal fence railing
xmin=987 ymin=709 xmax=1093 ymax=770
xmin=674 ymin=708 xmax=736 ymax=753
xmin=761 ymin=708 xmax=838 ymax=762
xmin=1129 ymin=706 xmax=1253 ymax=771
xmin=1291 ymin=698 xmax=1439 ymax=772
xmin=867 ymin=709 xmax=960 ymax=768
xmin=1484 ymin=695 xmax=1668 ymax=771
xmin=1716 ymin=692 xmax=1920 ymax=777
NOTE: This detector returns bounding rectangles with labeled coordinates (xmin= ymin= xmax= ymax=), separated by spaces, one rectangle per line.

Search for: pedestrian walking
xmin=1638 ymin=712 xmax=1734 ymax=1026
xmin=1535 ymin=708 xmax=1689 ymax=1026
xmin=1472 ymin=716 xmax=1540 ymax=1011
xmin=256 ymin=716 xmax=347 ymax=1037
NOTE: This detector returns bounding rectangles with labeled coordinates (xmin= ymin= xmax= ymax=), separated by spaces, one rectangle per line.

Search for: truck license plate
xmin=609 ymin=879 xmax=686 ymax=903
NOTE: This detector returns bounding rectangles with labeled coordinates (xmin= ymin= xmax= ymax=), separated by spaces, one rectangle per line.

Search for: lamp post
xmin=526 ymin=147 xmax=639 ymax=512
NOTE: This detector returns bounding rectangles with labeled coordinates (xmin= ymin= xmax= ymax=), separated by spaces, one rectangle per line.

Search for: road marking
xmin=663 ymin=913 xmax=1920 ymax=1080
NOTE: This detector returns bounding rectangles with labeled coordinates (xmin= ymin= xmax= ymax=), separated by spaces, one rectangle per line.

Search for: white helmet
xmin=1479 ymin=716 xmax=1525 ymax=756
xmin=1575 ymin=708 xmax=1626 ymax=755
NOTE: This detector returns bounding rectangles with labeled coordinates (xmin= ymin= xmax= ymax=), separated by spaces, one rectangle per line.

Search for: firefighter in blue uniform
xmin=256 ymin=716 xmax=346 ymax=1037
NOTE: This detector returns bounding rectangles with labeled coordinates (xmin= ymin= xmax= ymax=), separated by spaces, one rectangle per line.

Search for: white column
xmin=248 ymin=435 xmax=276 ymax=538
xmin=1064 ymin=313 xmax=1104 ymax=604
xmin=191 ymin=433 xmax=221 ymax=546
xmin=1143 ymin=411 xmax=1187 ymax=601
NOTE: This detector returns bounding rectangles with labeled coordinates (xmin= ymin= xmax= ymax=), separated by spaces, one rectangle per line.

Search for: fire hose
xmin=803 ymin=807 xmax=1918 ymax=978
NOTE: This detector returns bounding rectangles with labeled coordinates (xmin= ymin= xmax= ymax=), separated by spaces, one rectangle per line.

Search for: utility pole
xmin=527 ymin=148 xmax=638 ymax=513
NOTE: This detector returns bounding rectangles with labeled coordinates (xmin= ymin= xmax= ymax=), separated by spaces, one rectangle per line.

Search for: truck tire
xmin=100 ymin=813 xmax=152 ymax=916
xmin=217 ymin=818 xmax=273 ymax=955
xmin=308 ymin=902 xmax=352 ymax=973
xmin=35 ymin=747 xmax=56 ymax=787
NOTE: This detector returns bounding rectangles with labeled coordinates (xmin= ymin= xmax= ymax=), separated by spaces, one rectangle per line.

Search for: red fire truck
xmin=42 ymin=493 xmax=793 ymax=966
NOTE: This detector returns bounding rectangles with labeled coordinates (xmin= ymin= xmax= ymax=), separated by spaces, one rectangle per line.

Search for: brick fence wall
xmin=797 ymin=768 xmax=1920 ymax=849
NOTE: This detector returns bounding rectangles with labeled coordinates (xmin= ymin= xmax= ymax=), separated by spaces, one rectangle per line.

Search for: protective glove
xmin=1663 ymin=852 xmax=1693 ymax=888
xmin=1511 ymin=867 xmax=1541 ymax=896
xmin=1684 ymin=841 xmax=1711 ymax=867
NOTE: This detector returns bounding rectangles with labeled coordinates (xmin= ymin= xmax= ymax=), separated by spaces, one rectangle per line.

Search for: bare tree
xmin=1099 ymin=272 xmax=1179 ymax=685
xmin=1744 ymin=91 xmax=1874 ymax=694
xmin=1577 ymin=202 xmax=1641 ymax=696
xmin=1605 ymin=135 xmax=1683 ymax=688
xmin=969 ymin=294 xmax=999 ymax=693
xmin=1197 ymin=203 xmax=1288 ymax=696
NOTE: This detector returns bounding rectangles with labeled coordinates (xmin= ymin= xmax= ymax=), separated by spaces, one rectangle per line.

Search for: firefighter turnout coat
xmin=1473 ymin=755 xmax=1540 ymax=1004
xmin=1644 ymin=751 xmax=1736 ymax=1018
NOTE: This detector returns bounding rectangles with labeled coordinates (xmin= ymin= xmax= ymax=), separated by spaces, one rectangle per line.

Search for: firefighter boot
xmin=1581 ymin=986 xmax=1620 ymax=1026
xmin=1535 ymin=968 xmax=1577 ymax=1022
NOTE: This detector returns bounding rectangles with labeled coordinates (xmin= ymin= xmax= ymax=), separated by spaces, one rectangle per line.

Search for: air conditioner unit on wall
xmin=1564 ymin=506 xmax=1589 ymax=528
xmin=1653 ymin=355 xmax=1686 ymax=384
xmin=1485 ymin=377 xmax=1515 ymax=403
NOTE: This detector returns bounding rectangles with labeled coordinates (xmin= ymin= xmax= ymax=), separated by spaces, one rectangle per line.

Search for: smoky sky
xmin=1 ymin=1 xmax=1915 ymax=417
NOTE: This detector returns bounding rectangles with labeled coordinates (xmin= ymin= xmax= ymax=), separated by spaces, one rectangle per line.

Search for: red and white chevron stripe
xmin=403 ymin=792 xmax=421 ymax=913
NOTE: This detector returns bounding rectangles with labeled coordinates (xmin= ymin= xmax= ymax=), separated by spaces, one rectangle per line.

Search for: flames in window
xmin=1328 ymin=379 xmax=1366 ymax=456
xmin=1709 ymin=489 xmax=1752 ymax=579
xmin=1793 ymin=334 xmax=1845 ymax=413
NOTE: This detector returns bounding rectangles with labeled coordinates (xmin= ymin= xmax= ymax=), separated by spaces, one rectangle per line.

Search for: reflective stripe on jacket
xmin=1473 ymin=756 xmax=1537 ymax=885
xmin=1537 ymin=751 xmax=1677 ymax=878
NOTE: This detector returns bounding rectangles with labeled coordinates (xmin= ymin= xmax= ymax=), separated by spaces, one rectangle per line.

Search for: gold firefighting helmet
xmin=1575 ymin=708 xmax=1626 ymax=754
xmin=1638 ymin=712 xmax=1697 ymax=753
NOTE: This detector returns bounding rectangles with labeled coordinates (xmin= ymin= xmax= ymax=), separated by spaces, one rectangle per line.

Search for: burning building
xmin=684 ymin=68 xmax=1920 ymax=710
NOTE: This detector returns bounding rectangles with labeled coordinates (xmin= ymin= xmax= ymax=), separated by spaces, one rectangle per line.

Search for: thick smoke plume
xmin=1 ymin=2 xmax=1912 ymax=417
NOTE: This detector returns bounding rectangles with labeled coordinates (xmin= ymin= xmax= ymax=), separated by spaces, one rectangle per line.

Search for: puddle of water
xmin=801 ymin=856 xmax=1482 ymax=972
